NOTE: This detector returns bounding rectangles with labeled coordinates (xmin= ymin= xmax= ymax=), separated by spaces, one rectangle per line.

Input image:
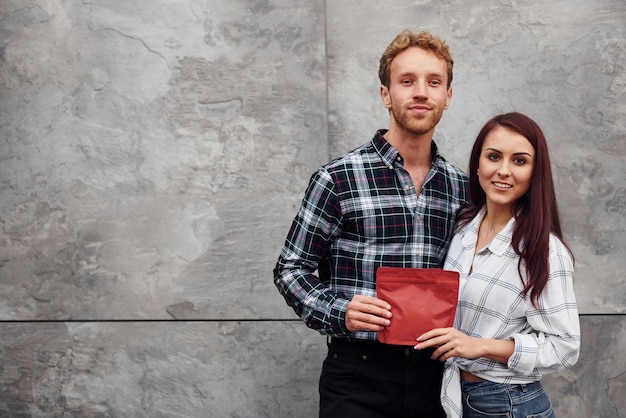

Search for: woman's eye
xmin=514 ymin=158 xmax=527 ymax=165
xmin=487 ymin=153 xmax=500 ymax=160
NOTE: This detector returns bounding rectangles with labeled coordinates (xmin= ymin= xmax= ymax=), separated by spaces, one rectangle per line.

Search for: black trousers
xmin=319 ymin=338 xmax=445 ymax=418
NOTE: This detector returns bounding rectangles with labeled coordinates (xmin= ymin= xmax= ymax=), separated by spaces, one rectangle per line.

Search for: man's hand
xmin=345 ymin=295 xmax=392 ymax=333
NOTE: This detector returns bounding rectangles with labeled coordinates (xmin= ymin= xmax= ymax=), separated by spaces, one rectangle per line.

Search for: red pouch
xmin=376 ymin=267 xmax=459 ymax=346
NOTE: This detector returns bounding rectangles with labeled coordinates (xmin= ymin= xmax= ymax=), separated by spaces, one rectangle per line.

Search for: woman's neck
xmin=482 ymin=204 xmax=513 ymax=235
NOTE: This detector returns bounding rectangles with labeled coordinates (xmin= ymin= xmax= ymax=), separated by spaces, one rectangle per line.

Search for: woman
xmin=415 ymin=112 xmax=580 ymax=418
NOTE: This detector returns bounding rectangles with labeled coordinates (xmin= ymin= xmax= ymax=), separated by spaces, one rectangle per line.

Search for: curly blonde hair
xmin=378 ymin=30 xmax=453 ymax=89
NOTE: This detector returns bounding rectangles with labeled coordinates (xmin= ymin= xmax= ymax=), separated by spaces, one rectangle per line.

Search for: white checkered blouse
xmin=440 ymin=207 xmax=581 ymax=418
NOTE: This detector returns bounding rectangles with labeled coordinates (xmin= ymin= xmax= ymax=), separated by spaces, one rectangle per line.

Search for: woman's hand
xmin=415 ymin=327 xmax=515 ymax=364
xmin=414 ymin=327 xmax=483 ymax=362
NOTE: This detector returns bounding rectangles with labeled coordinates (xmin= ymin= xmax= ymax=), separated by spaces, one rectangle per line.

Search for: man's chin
xmin=406 ymin=122 xmax=436 ymax=136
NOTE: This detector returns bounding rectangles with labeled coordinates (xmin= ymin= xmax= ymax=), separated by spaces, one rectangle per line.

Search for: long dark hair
xmin=456 ymin=112 xmax=573 ymax=305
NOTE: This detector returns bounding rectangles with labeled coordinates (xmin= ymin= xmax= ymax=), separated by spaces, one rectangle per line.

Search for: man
xmin=274 ymin=30 xmax=469 ymax=418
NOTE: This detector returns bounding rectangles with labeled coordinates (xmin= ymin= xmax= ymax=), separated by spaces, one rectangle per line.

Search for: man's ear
xmin=444 ymin=87 xmax=452 ymax=110
xmin=380 ymin=85 xmax=391 ymax=109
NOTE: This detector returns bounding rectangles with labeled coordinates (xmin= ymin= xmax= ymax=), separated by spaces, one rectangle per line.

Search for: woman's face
xmin=477 ymin=126 xmax=535 ymax=212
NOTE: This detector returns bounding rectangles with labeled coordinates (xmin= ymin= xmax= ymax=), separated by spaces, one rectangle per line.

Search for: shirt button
xmin=415 ymin=251 xmax=420 ymax=256
xmin=405 ymin=185 xmax=410 ymax=190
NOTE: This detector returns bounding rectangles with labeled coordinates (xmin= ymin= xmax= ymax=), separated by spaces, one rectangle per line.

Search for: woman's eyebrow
xmin=485 ymin=147 xmax=533 ymax=157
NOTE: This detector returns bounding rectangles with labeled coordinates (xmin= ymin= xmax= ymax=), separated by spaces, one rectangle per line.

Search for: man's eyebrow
xmin=395 ymin=71 xmax=445 ymax=78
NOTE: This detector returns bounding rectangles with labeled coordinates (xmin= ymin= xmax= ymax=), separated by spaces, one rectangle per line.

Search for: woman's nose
xmin=497 ymin=162 xmax=512 ymax=177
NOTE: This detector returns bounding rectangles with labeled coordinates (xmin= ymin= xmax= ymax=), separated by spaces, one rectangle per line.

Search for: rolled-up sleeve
xmin=508 ymin=236 xmax=581 ymax=375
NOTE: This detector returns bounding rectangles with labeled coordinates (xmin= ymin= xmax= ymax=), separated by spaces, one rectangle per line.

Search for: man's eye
xmin=401 ymin=80 xmax=413 ymax=85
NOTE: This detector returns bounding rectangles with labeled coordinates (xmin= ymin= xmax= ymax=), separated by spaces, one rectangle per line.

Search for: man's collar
xmin=372 ymin=129 xmax=441 ymax=168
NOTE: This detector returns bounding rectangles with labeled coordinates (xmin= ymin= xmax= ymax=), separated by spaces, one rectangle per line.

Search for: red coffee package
xmin=376 ymin=267 xmax=460 ymax=346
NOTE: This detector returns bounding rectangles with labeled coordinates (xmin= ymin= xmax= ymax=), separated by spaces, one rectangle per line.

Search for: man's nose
xmin=412 ymin=82 xmax=427 ymax=98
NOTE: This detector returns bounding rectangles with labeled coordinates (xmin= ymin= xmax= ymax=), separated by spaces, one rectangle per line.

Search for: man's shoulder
xmin=320 ymin=141 xmax=379 ymax=172
xmin=435 ymin=155 xmax=469 ymax=181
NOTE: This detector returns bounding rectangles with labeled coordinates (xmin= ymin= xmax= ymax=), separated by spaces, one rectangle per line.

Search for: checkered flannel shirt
xmin=274 ymin=130 xmax=469 ymax=339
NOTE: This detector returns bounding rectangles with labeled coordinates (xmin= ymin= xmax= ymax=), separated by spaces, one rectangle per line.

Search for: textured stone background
xmin=0 ymin=0 xmax=624 ymax=417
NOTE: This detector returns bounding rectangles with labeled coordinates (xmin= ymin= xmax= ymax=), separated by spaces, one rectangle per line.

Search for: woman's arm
xmin=508 ymin=236 xmax=581 ymax=374
xmin=416 ymin=236 xmax=581 ymax=374
xmin=415 ymin=327 xmax=514 ymax=363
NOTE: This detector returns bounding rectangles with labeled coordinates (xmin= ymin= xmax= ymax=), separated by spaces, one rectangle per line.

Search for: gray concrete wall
xmin=0 ymin=0 xmax=624 ymax=417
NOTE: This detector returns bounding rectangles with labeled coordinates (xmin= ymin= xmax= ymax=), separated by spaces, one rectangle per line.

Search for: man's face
xmin=381 ymin=47 xmax=452 ymax=136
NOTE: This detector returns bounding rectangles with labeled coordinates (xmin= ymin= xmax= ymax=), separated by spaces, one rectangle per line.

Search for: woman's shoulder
xmin=548 ymin=233 xmax=570 ymax=252
xmin=548 ymin=233 xmax=574 ymax=269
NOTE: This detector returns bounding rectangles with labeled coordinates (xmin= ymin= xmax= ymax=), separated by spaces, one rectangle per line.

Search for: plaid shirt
xmin=274 ymin=130 xmax=469 ymax=339
xmin=441 ymin=208 xmax=581 ymax=418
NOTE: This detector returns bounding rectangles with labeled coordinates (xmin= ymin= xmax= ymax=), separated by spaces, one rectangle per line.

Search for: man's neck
xmin=383 ymin=127 xmax=433 ymax=169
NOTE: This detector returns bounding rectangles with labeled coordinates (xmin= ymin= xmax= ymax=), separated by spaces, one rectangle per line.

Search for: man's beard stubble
xmin=390 ymin=101 xmax=445 ymax=136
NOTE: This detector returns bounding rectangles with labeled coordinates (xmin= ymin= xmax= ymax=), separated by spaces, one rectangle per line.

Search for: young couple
xmin=274 ymin=29 xmax=580 ymax=418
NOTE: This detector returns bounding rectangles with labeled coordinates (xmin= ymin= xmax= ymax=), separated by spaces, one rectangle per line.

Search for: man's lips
xmin=409 ymin=105 xmax=430 ymax=114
